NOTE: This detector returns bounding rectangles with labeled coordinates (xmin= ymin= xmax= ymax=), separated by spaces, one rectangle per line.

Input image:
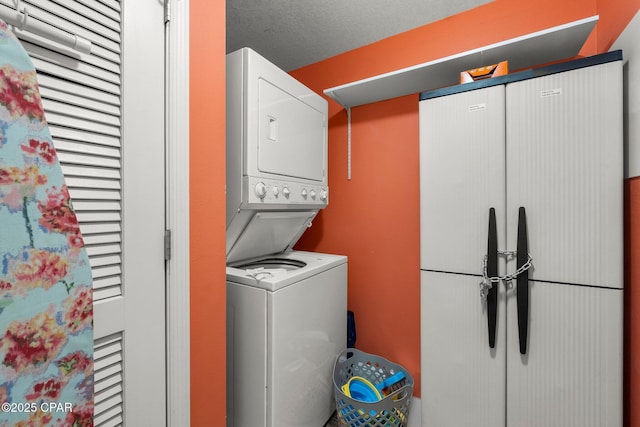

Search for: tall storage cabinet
xmin=419 ymin=52 xmax=623 ymax=427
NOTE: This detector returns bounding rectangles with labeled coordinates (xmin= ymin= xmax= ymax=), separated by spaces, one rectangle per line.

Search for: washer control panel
xmin=247 ymin=177 xmax=328 ymax=206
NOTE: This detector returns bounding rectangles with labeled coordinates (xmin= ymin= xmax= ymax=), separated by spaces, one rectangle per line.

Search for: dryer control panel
xmin=246 ymin=176 xmax=328 ymax=206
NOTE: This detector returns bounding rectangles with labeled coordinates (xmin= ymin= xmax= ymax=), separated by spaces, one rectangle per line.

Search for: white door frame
xmin=166 ymin=0 xmax=191 ymax=425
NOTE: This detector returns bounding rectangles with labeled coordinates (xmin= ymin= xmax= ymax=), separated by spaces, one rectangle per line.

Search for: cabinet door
xmin=421 ymin=271 xmax=506 ymax=427
xmin=505 ymin=61 xmax=623 ymax=288
xmin=505 ymin=281 xmax=623 ymax=427
xmin=419 ymin=85 xmax=506 ymax=275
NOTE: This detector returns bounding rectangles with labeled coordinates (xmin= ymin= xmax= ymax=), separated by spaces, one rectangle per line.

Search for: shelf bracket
xmin=347 ymin=106 xmax=352 ymax=181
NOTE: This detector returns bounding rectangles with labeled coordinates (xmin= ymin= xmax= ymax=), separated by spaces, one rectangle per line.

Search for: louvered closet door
xmin=1 ymin=1 xmax=167 ymax=426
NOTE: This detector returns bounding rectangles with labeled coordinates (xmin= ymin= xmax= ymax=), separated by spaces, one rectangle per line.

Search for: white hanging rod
xmin=0 ymin=4 xmax=92 ymax=54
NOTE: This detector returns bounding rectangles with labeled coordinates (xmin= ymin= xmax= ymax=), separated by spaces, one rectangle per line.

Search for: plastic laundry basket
xmin=333 ymin=348 xmax=414 ymax=427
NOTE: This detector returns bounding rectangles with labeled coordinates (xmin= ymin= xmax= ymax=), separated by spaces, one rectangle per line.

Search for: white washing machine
xmin=227 ymin=251 xmax=347 ymax=427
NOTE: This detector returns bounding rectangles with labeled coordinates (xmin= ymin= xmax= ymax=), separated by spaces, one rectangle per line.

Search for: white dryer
xmin=227 ymin=251 xmax=347 ymax=427
xmin=226 ymin=47 xmax=329 ymax=264
xmin=225 ymin=48 xmax=347 ymax=427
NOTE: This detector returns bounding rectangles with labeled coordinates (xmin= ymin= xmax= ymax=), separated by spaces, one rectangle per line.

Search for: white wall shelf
xmin=324 ymin=15 xmax=599 ymax=108
xmin=324 ymin=15 xmax=599 ymax=180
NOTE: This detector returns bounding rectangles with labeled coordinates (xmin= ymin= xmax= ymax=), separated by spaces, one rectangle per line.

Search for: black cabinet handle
xmin=517 ymin=207 xmax=529 ymax=355
xmin=487 ymin=208 xmax=498 ymax=349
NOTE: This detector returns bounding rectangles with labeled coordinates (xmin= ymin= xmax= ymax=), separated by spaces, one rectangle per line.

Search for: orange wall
xmin=292 ymin=0 xmax=640 ymax=413
xmin=190 ymin=0 xmax=226 ymax=425
xmin=184 ymin=0 xmax=638 ymax=424
xmin=626 ymin=177 xmax=640 ymax=427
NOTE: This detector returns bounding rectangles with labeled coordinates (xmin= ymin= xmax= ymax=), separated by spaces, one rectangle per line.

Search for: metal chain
xmin=479 ymin=251 xmax=533 ymax=299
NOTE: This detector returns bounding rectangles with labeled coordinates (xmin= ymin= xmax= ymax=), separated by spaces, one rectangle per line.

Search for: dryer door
xmin=257 ymin=79 xmax=326 ymax=182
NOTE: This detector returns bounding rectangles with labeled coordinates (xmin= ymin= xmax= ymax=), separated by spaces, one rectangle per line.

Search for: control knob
xmin=320 ymin=190 xmax=328 ymax=201
xmin=301 ymin=188 xmax=308 ymax=199
xmin=282 ymin=187 xmax=291 ymax=198
xmin=254 ymin=182 xmax=267 ymax=199
xmin=272 ymin=186 xmax=280 ymax=197
xmin=310 ymin=190 xmax=317 ymax=200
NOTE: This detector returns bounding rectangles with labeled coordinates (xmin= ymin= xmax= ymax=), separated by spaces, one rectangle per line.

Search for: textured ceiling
xmin=226 ymin=0 xmax=494 ymax=71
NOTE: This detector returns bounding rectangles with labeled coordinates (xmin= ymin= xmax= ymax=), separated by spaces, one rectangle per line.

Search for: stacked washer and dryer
xmin=225 ymin=48 xmax=347 ymax=427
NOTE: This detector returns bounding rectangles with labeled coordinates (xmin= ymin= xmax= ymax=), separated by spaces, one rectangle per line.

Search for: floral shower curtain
xmin=0 ymin=20 xmax=93 ymax=426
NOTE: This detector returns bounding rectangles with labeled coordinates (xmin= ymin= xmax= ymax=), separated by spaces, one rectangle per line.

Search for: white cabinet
xmin=419 ymin=52 xmax=623 ymax=427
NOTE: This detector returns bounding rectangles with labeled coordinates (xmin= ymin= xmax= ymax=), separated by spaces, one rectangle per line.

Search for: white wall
xmin=612 ymin=9 xmax=640 ymax=179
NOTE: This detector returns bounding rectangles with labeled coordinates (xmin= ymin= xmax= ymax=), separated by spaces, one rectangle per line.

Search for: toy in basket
xmin=333 ymin=348 xmax=414 ymax=427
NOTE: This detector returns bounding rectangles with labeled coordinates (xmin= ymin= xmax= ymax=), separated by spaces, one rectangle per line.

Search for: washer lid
xmin=235 ymin=257 xmax=307 ymax=270
xmin=233 ymin=258 xmax=307 ymax=282
xmin=226 ymin=250 xmax=348 ymax=291
xmin=226 ymin=210 xmax=317 ymax=264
